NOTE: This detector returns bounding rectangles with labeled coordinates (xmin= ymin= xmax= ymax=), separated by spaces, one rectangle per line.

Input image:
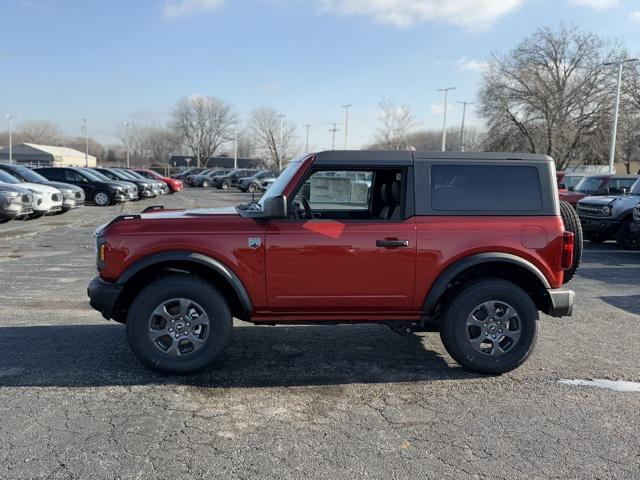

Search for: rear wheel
xmin=559 ymin=200 xmax=582 ymax=283
xmin=247 ymin=183 xmax=259 ymax=193
xmin=93 ymin=190 xmax=111 ymax=207
xmin=202 ymin=180 xmax=210 ymax=188
xmin=440 ymin=279 xmax=538 ymax=375
xmin=616 ymin=219 xmax=640 ymax=250
xmin=221 ymin=181 xmax=231 ymax=190
xmin=126 ymin=274 xmax=232 ymax=374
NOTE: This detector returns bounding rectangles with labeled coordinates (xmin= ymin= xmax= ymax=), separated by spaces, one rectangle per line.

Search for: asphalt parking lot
xmin=1 ymin=189 xmax=639 ymax=479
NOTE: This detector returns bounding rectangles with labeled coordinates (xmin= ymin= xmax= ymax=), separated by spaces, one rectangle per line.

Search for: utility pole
xmin=233 ymin=124 xmax=238 ymax=170
xmin=303 ymin=124 xmax=312 ymax=153
xmin=6 ymin=115 xmax=12 ymax=164
xmin=123 ymin=121 xmax=131 ymax=168
xmin=82 ymin=118 xmax=89 ymax=167
xmin=341 ymin=104 xmax=353 ymax=149
xmin=604 ymin=58 xmax=639 ymax=174
xmin=276 ymin=114 xmax=285 ymax=171
xmin=327 ymin=122 xmax=340 ymax=150
xmin=456 ymin=101 xmax=473 ymax=152
xmin=438 ymin=87 xmax=456 ymax=152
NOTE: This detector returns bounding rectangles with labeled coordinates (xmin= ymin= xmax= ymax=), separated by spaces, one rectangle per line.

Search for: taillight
xmin=562 ymin=231 xmax=575 ymax=270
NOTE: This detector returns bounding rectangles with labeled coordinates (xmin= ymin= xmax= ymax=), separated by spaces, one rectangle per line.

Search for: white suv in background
xmin=0 ymin=169 xmax=63 ymax=217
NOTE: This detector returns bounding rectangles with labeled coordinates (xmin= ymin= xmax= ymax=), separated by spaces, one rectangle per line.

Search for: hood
xmin=43 ymin=181 xmax=83 ymax=193
xmin=139 ymin=206 xmax=239 ymax=220
xmin=20 ymin=182 xmax=62 ymax=194
xmin=578 ymin=195 xmax=636 ymax=206
xmin=0 ymin=183 xmax=31 ymax=195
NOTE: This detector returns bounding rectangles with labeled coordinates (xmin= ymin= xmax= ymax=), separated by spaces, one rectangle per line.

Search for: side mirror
xmin=558 ymin=183 xmax=567 ymax=190
xmin=263 ymin=194 xmax=287 ymax=218
xmin=568 ymin=186 xmax=575 ymax=192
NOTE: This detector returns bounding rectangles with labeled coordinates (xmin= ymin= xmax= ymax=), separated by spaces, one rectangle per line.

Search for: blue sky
xmin=1 ymin=0 xmax=640 ymax=151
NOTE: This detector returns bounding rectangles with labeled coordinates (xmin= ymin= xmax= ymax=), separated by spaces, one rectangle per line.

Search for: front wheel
xmin=439 ymin=279 xmax=538 ymax=375
xmin=247 ymin=183 xmax=259 ymax=193
xmin=202 ymin=180 xmax=210 ymax=188
xmin=126 ymin=274 xmax=232 ymax=374
xmin=221 ymin=181 xmax=230 ymax=190
xmin=93 ymin=190 xmax=111 ymax=207
xmin=616 ymin=219 xmax=640 ymax=250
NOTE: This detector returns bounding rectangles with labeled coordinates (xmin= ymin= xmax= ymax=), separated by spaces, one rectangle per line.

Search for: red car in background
xmin=556 ymin=172 xmax=584 ymax=191
xmin=133 ymin=169 xmax=183 ymax=194
xmin=559 ymin=174 xmax=638 ymax=206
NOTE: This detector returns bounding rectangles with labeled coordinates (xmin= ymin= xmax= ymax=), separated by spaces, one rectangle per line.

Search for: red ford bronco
xmin=88 ymin=151 xmax=579 ymax=375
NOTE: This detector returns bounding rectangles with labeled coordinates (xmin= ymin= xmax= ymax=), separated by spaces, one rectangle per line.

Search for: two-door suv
xmin=88 ymin=151 xmax=577 ymax=375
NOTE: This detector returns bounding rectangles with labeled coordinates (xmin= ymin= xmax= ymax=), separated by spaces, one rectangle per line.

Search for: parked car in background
xmin=261 ymin=177 xmax=276 ymax=191
xmin=556 ymin=172 xmax=584 ymax=191
xmin=0 ymin=169 xmax=63 ymax=217
xmin=118 ymin=169 xmax=169 ymax=195
xmin=0 ymin=183 xmax=33 ymax=223
xmin=559 ymin=174 xmax=638 ymax=206
xmin=190 ymin=169 xmax=232 ymax=188
xmin=133 ymin=169 xmax=183 ymax=194
xmin=93 ymin=167 xmax=155 ymax=199
xmin=185 ymin=169 xmax=215 ymax=187
xmin=237 ymin=170 xmax=277 ymax=193
xmin=35 ymin=167 xmax=132 ymax=207
xmin=171 ymin=167 xmax=204 ymax=181
xmin=0 ymin=163 xmax=85 ymax=212
xmin=214 ymin=169 xmax=260 ymax=190
xmin=577 ymin=177 xmax=640 ymax=249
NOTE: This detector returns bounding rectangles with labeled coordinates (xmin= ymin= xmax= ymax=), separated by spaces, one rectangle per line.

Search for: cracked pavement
xmin=1 ymin=189 xmax=639 ymax=479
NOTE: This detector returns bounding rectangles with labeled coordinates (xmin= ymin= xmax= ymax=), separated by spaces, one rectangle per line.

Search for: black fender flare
xmin=422 ymin=252 xmax=551 ymax=313
xmin=118 ymin=251 xmax=252 ymax=312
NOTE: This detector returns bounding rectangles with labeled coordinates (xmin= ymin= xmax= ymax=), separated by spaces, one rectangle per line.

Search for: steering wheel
xmin=300 ymin=197 xmax=313 ymax=219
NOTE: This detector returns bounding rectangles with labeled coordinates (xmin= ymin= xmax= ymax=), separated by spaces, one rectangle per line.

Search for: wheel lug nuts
xmin=499 ymin=329 xmax=503 ymax=333
xmin=492 ymin=335 xmax=496 ymax=339
xmin=175 ymin=334 xmax=179 ymax=338
xmin=169 ymin=328 xmax=173 ymax=332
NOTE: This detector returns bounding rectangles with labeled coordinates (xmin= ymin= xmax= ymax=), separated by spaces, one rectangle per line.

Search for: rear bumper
xmin=546 ymin=288 xmax=575 ymax=317
xmin=88 ymin=276 xmax=123 ymax=320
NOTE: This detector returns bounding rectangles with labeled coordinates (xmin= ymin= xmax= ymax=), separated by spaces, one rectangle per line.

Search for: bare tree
xmin=248 ymin=108 xmax=297 ymax=170
xmin=144 ymin=126 xmax=179 ymax=166
xmin=66 ymin=136 xmax=106 ymax=161
xmin=171 ymin=95 xmax=237 ymax=167
xmin=372 ymin=98 xmax=418 ymax=150
xmin=17 ymin=120 xmax=63 ymax=145
xmin=478 ymin=24 xmax=617 ymax=170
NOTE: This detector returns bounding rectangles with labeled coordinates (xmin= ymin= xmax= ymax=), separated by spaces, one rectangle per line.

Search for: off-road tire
xmin=560 ymin=200 xmax=582 ymax=283
xmin=440 ymin=278 xmax=538 ymax=375
xmin=616 ymin=218 xmax=640 ymax=250
xmin=126 ymin=274 xmax=233 ymax=375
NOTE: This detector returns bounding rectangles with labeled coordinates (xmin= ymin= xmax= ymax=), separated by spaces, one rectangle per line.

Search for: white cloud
xmin=162 ymin=0 xmax=224 ymax=18
xmin=456 ymin=57 xmax=488 ymax=72
xmin=567 ymin=0 xmax=618 ymax=9
xmin=318 ymin=0 xmax=523 ymax=28
xmin=631 ymin=10 xmax=640 ymax=21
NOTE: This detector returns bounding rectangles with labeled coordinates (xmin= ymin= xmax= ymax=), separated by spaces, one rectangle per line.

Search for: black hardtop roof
xmin=313 ymin=150 xmax=553 ymax=165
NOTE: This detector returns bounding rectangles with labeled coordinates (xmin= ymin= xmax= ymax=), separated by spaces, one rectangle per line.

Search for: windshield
xmin=631 ymin=179 xmax=640 ymax=195
xmin=0 ymin=170 xmax=21 ymax=184
xmin=257 ymin=161 xmax=303 ymax=208
xmin=119 ymin=169 xmax=145 ymax=180
xmin=84 ymin=169 xmax=111 ymax=182
xmin=574 ymin=176 xmax=604 ymax=193
xmin=113 ymin=169 xmax=137 ymax=180
xmin=12 ymin=166 xmax=49 ymax=183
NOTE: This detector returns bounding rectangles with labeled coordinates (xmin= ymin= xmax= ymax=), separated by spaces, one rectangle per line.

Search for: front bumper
xmin=88 ymin=276 xmax=124 ymax=320
xmin=577 ymin=216 xmax=620 ymax=234
xmin=630 ymin=220 xmax=640 ymax=238
xmin=546 ymin=288 xmax=575 ymax=317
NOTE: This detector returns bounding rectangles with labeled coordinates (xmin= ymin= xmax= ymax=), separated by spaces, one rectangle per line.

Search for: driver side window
xmin=292 ymin=169 xmax=403 ymax=221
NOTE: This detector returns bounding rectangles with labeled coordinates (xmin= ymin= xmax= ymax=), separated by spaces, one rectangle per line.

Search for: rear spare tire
xmin=559 ymin=200 xmax=582 ymax=283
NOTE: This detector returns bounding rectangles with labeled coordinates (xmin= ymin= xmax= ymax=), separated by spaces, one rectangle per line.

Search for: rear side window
xmin=431 ymin=165 xmax=542 ymax=212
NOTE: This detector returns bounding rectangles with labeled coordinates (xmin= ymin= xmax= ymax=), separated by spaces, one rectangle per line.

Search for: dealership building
xmin=0 ymin=143 xmax=97 ymax=167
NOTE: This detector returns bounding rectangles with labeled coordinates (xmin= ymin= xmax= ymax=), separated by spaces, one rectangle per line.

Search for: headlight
xmin=602 ymin=205 xmax=613 ymax=216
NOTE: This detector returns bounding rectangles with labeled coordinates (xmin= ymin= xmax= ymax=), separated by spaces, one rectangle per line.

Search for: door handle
xmin=376 ymin=239 xmax=409 ymax=248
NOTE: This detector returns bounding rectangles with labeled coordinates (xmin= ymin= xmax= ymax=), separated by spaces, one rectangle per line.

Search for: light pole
xmin=303 ymin=124 xmax=312 ymax=153
xmin=233 ymin=124 xmax=239 ymax=170
xmin=82 ymin=118 xmax=89 ymax=167
xmin=6 ymin=115 xmax=12 ymax=164
xmin=341 ymin=104 xmax=353 ymax=149
xmin=438 ymin=87 xmax=456 ymax=152
xmin=604 ymin=58 xmax=639 ymax=174
xmin=276 ymin=114 xmax=285 ymax=171
xmin=327 ymin=122 xmax=340 ymax=150
xmin=123 ymin=121 xmax=131 ymax=168
xmin=456 ymin=101 xmax=473 ymax=152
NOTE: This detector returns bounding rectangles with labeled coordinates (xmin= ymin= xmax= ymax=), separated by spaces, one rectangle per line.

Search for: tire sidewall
xmin=126 ymin=278 xmax=232 ymax=374
xmin=442 ymin=281 xmax=538 ymax=374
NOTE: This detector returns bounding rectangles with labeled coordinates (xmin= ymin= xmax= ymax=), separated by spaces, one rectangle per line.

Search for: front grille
xmin=52 ymin=193 xmax=61 ymax=202
xmin=577 ymin=204 xmax=605 ymax=217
